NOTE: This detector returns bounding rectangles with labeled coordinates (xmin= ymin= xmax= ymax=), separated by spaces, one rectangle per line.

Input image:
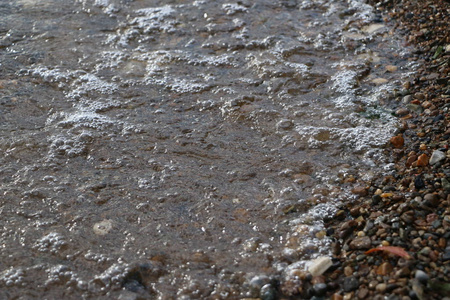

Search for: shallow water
xmin=0 ymin=0 xmax=413 ymax=298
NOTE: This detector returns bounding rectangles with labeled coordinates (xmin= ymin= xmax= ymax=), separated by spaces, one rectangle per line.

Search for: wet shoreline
xmin=321 ymin=0 xmax=449 ymax=299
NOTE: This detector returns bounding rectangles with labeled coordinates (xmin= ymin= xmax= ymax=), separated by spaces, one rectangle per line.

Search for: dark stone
xmin=386 ymin=283 xmax=400 ymax=293
xmin=342 ymin=276 xmax=359 ymax=292
xmin=260 ymin=283 xmax=277 ymax=300
xmin=442 ymin=249 xmax=450 ymax=261
xmin=414 ymin=175 xmax=425 ymax=190
xmin=372 ymin=194 xmax=382 ymax=205
xmin=313 ymin=283 xmax=328 ymax=297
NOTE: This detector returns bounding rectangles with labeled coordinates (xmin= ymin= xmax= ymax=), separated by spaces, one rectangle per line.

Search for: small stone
xmin=352 ymin=186 xmax=368 ymax=196
xmin=390 ymin=134 xmax=404 ymax=148
xmin=429 ymin=150 xmax=446 ymax=165
xmin=368 ymin=280 xmax=378 ymax=290
xmin=396 ymin=108 xmax=409 ymax=116
xmin=423 ymin=193 xmax=440 ymax=207
xmin=349 ymin=236 xmax=372 ymax=250
xmin=376 ymin=262 xmax=393 ymax=276
xmin=416 ymin=154 xmax=429 ymax=167
xmin=414 ymin=175 xmax=426 ymax=190
xmin=308 ymin=256 xmax=333 ymax=276
xmin=372 ymin=194 xmax=382 ymax=205
xmin=343 ymin=276 xmax=359 ymax=292
xmin=331 ymin=293 xmax=343 ymax=300
xmin=260 ymin=283 xmax=277 ymax=300
xmin=357 ymin=287 xmax=369 ymax=299
xmin=402 ymin=95 xmax=412 ymax=103
xmin=313 ymin=283 xmax=328 ymax=297
xmin=415 ymin=270 xmax=429 ymax=284
xmin=406 ymin=104 xmax=423 ymax=113
xmin=344 ymin=266 xmax=353 ymax=277
xmin=442 ymin=178 xmax=450 ymax=192
xmin=375 ymin=283 xmax=387 ymax=293
xmin=372 ymin=78 xmax=388 ymax=84
xmin=385 ymin=65 xmax=398 ymax=72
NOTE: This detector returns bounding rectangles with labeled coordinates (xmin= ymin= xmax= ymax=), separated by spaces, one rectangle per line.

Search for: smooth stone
xmin=349 ymin=236 xmax=372 ymax=250
xmin=415 ymin=270 xmax=429 ymax=284
xmin=308 ymin=256 xmax=333 ymax=276
xmin=423 ymin=193 xmax=440 ymax=206
xmin=313 ymin=283 xmax=328 ymax=297
xmin=343 ymin=276 xmax=359 ymax=292
xmin=429 ymin=150 xmax=445 ymax=165
xmin=357 ymin=287 xmax=369 ymax=299
xmin=406 ymin=104 xmax=423 ymax=113
xmin=376 ymin=283 xmax=387 ymax=293
xmin=260 ymin=283 xmax=277 ymax=300
xmin=442 ymin=178 xmax=450 ymax=192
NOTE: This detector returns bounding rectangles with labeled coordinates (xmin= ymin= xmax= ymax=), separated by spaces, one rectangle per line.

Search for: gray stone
xmin=429 ymin=150 xmax=446 ymax=165
xmin=415 ymin=270 xmax=429 ymax=284
xmin=343 ymin=276 xmax=359 ymax=292
xmin=313 ymin=283 xmax=328 ymax=296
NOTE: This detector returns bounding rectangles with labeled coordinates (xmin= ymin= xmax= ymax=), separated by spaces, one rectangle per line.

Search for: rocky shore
xmin=303 ymin=0 xmax=449 ymax=299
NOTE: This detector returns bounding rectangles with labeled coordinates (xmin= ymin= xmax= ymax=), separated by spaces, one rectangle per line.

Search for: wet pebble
xmin=343 ymin=276 xmax=359 ymax=292
xmin=308 ymin=256 xmax=333 ymax=276
xmin=313 ymin=283 xmax=328 ymax=297
xmin=414 ymin=270 xmax=429 ymax=284
xmin=349 ymin=236 xmax=372 ymax=250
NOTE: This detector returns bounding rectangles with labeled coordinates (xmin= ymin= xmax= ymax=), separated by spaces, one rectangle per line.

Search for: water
xmin=0 ymin=0 xmax=413 ymax=298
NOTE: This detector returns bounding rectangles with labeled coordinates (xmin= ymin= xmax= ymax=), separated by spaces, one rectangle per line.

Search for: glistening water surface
xmin=1 ymin=0 xmax=413 ymax=298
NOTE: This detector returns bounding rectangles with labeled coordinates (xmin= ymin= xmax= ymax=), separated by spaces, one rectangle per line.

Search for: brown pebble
xmin=406 ymin=156 xmax=416 ymax=167
xmin=357 ymin=287 xmax=369 ymax=299
xmin=376 ymin=262 xmax=393 ymax=276
xmin=368 ymin=280 xmax=378 ymax=290
xmin=438 ymin=238 xmax=447 ymax=248
xmin=396 ymin=108 xmax=409 ymax=116
xmin=331 ymin=293 xmax=343 ymax=300
xmin=352 ymin=186 xmax=368 ymax=196
xmin=416 ymin=154 xmax=429 ymax=167
xmin=344 ymin=266 xmax=353 ymax=277
xmin=423 ymin=193 xmax=440 ymax=206
xmin=390 ymin=134 xmax=404 ymax=148
xmin=349 ymin=236 xmax=372 ymax=250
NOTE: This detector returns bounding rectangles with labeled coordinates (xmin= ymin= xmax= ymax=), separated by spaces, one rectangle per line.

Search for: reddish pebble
xmin=390 ymin=134 xmax=404 ymax=148
xmin=376 ymin=262 xmax=393 ymax=275
xmin=416 ymin=154 xmax=429 ymax=166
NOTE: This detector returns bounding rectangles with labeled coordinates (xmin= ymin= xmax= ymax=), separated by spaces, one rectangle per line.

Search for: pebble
xmin=390 ymin=134 xmax=404 ymax=148
xmin=343 ymin=276 xmax=359 ymax=292
xmin=351 ymin=186 xmax=368 ymax=196
xmin=308 ymin=256 xmax=333 ymax=276
xmin=349 ymin=236 xmax=372 ymax=250
xmin=429 ymin=150 xmax=446 ymax=165
xmin=423 ymin=193 xmax=440 ymax=206
xmin=375 ymin=283 xmax=387 ymax=293
xmin=416 ymin=154 xmax=429 ymax=166
xmin=260 ymin=283 xmax=277 ymax=300
xmin=357 ymin=287 xmax=369 ymax=299
xmin=376 ymin=262 xmax=393 ymax=276
xmin=313 ymin=283 xmax=328 ymax=297
xmin=414 ymin=270 xmax=429 ymax=284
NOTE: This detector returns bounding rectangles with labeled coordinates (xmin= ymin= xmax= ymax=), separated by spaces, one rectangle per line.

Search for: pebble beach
xmin=302 ymin=1 xmax=449 ymax=299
